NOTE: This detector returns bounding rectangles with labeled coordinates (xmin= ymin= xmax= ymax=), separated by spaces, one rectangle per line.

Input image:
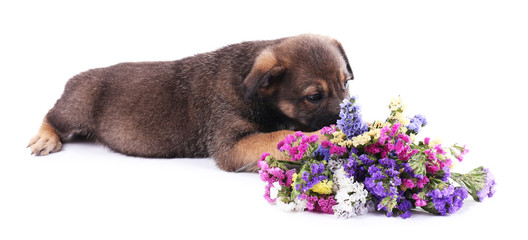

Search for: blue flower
xmin=427 ymin=185 xmax=468 ymax=216
xmin=379 ymin=158 xmax=396 ymax=168
xmin=476 ymin=168 xmax=496 ymax=201
xmin=312 ymin=145 xmax=331 ymax=161
xmin=406 ymin=114 xmax=427 ymax=134
xmin=441 ymin=166 xmax=451 ymax=182
xmin=299 ymin=162 xmax=329 ymax=192
xmin=337 ymin=97 xmax=369 ymax=139
xmin=311 ymin=163 xmax=325 ymax=175
xmin=397 ymin=199 xmax=413 ymax=219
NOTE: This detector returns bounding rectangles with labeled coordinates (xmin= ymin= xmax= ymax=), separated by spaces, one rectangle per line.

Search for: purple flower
xmin=398 ymin=199 xmax=413 ymax=219
xmin=298 ymin=162 xmax=329 ymax=193
xmin=311 ymin=163 xmax=325 ymax=175
xmin=406 ymin=114 xmax=427 ymax=134
xmin=371 ymin=171 xmax=386 ymax=180
xmin=379 ymin=158 xmax=396 ymax=168
xmin=359 ymin=154 xmax=374 ymax=165
xmin=450 ymin=166 xmax=496 ymax=202
xmin=368 ymin=165 xmax=380 ymax=176
xmin=312 ymin=145 xmax=331 ymax=160
xmin=427 ymin=185 xmax=468 ymax=216
xmin=366 ymin=179 xmax=386 ymax=197
xmin=336 ymin=97 xmax=368 ymax=139
xmin=441 ymin=166 xmax=451 ymax=182
xmin=477 ymin=168 xmax=496 ymax=201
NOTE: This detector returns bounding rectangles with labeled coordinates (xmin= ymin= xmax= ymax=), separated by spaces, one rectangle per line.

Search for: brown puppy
xmin=28 ymin=34 xmax=353 ymax=172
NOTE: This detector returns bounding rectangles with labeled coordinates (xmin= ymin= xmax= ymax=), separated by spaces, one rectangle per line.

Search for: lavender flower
xmin=336 ymin=98 xmax=369 ymax=139
xmin=426 ymin=185 xmax=468 ymax=216
xmin=450 ymin=166 xmax=496 ymax=202
xmin=406 ymin=114 xmax=427 ymax=134
xmin=477 ymin=168 xmax=496 ymax=201
xmin=259 ymin=96 xmax=496 ymax=219
xmin=297 ymin=162 xmax=329 ymax=193
xmin=312 ymin=145 xmax=331 ymax=161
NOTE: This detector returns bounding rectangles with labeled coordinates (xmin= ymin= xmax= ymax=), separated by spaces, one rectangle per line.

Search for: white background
xmin=1 ymin=0 xmax=526 ymax=239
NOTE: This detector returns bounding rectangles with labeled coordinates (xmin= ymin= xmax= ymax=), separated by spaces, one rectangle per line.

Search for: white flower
xmin=269 ymin=181 xmax=281 ymax=200
xmin=276 ymin=196 xmax=307 ymax=212
xmin=331 ymin=166 xmax=373 ymax=218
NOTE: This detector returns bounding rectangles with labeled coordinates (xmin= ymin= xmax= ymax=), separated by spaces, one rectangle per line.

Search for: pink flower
xmin=426 ymin=163 xmax=440 ymax=174
xmin=288 ymin=146 xmax=299 ymax=158
xmin=387 ymin=142 xmax=395 ymax=151
xmin=416 ymin=176 xmax=430 ymax=188
xmin=306 ymin=196 xmax=318 ymax=212
xmin=259 ymin=152 xmax=271 ymax=163
xmin=390 ymin=122 xmax=401 ymax=136
xmin=424 ymin=149 xmax=437 ymax=161
xmin=440 ymin=158 xmax=452 ymax=168
xmin=285 ymin=169 xmax=296 ymax=186
xmin=379 ymin=126 xmax=390 ymax=144
xmin=410 ymin=149 xmax=419 ymax=156
xmin=330 ymin=145 xmax=347 ymax=156
xmin=307 ymin=134 xmax=319 ymax=143
xmin=403 ymin=179 xmax=415 ymax=189
xmin=266 ymin=167 xmax=285 ymax=184
xmin=394 ymin=140 xmax=405 ymax=154
xmin=259 ymin=170 xmax=270 ymax=182
xmin=295 ymin=131 xmax=304 ymax=138
xmin=264 ymin=183 xmax=275 ymax=203
xmin=424 ymin=137 xmax=430 ymax=146
xmin=434 ymin=144 xmax=446 ymax=155
xmin=365 ymin=143 xmax=382 ymax=154
xmin=320 ymin=126 xmax=336 ymax=135
xmin=299 ymin=142 xmax=309 ymax=153
xmin=306 ymin=195 xmax=336 ymax=214
xmin=398 ymin=133 xmax=411 ymax=143
xmin=321 ymin=140 xmax=333 ymax=148
xmin=398 ymin=146 xmax=413 ymax=161
xmin=413 ymin=194 xmax=427 ymax=207
xmin=457 ymin=145 xmax=469 ymax=162
xmin=317 ymin=196 xmax=337 ymax=214
xmin=285 ymin=134 xmax=296 ymax=144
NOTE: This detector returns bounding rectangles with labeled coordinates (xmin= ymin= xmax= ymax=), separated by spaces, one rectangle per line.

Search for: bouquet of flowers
xmin=258 ymin=96 xmax=496 ymax=218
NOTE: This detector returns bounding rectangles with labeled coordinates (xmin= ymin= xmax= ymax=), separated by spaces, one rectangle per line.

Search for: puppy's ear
xmin=332 ymin=39 xmax=354 ymax=80
xmin=243 ymin=49 xmax=286 ymax=98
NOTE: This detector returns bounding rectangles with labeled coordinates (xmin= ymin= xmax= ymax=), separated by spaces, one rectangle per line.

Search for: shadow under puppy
xmin=28 ymin=34 xmax=354 ymax=172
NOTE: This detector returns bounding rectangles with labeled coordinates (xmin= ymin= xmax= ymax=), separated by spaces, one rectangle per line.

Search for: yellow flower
xmin=291 ymin=173 xmax=298 ymax=187
xmin=389 ymin=96 xmax=407 ymax=112
xmin=429 ymin=138 xmax=443 ymax=148
xmin=338 ymin=139 xmax=353 ymax=148
xmin=372 ymin=121 xmax=388 ymax=129
xmin=311 ymin=180 xmax=333 ymax=195
xmin=331 ymin=138 xmax=343 ymax=145
xmin=352 ymin=133 xmax=372 ymax=147
xmin=409 ymin=133 xmax=416 ymax=143
xmin=331 ymin=130 xmax=346 ymax=145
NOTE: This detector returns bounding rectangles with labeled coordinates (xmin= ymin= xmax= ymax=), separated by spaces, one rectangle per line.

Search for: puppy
xmin=28 ymin=34 xmax=353 ymax=172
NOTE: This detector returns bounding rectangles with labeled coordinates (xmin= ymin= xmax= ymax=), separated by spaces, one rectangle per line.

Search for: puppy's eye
xmin=306 ymin=94 xmax=322 ymax=102
xmin=345 ymin=78 xmax=352 ymax=88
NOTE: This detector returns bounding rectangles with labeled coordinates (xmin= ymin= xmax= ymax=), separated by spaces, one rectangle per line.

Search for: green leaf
xmin=379 ymin=195 xmax=398 ymax=213
xmin=450 ymin=166 xmax=488 ymax=202
xmin=408 ymin=152 xmax=427 ymax=177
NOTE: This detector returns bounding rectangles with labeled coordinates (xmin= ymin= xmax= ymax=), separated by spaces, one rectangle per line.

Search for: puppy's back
xmin=45 ymin=39 xmax=281 ymax=158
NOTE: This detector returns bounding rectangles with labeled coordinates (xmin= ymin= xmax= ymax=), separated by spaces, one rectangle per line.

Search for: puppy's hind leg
xmin=28 ymin=118 xmax=62 ymax=156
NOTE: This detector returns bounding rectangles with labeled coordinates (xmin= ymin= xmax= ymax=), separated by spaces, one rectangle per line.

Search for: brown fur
xmin=28 ymin=34 xmax=354 ymax=172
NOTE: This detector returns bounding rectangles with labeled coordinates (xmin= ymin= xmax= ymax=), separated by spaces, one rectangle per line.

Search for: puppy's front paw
xmin=28 ymin=121 xmax=62 ymax=156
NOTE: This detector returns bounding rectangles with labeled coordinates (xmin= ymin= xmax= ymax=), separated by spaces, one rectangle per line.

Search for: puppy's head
xmin=243 ymin=34 xmax=353 ymax=131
